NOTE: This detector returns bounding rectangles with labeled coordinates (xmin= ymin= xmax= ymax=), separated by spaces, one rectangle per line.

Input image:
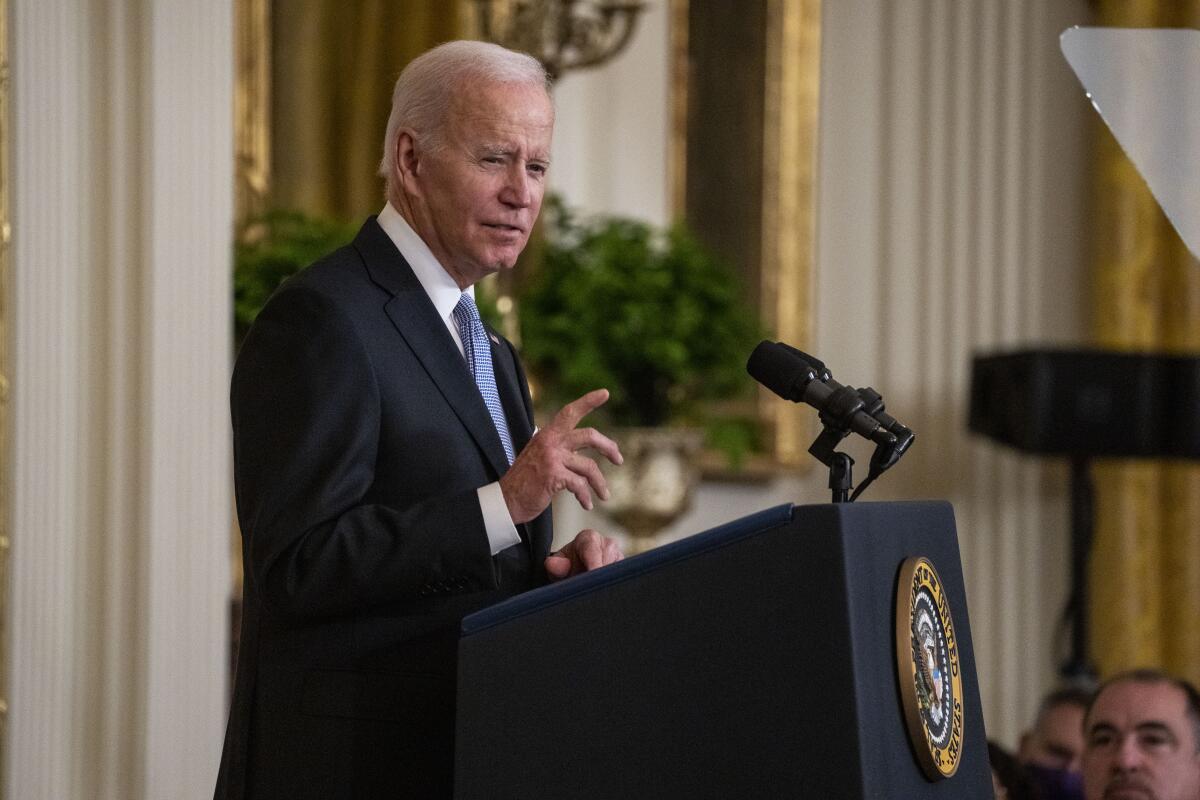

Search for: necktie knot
xmin=452 ymin=294 xmax=480 ymax=372
xmin=452 ymin=293 xmax=515 ymax=465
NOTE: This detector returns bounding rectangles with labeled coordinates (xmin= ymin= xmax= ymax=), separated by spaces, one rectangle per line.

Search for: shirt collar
xmin=376 ymin=202 xmax=473 ymax=322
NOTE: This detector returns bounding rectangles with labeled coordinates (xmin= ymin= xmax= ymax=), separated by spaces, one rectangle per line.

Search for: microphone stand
xmin=829 ymin=455 xmax=854 ymax=503
xmin=809 ymin=425 xmax=855 ymax=503
xmin=1059 ymin=457 xmax=1096 ymax=684
xmin=807 ymin=387 xmax=910 ymax=503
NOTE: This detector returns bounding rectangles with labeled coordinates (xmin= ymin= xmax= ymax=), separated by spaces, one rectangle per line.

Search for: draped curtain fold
xmin=1089 ymin=0 xmax=1200 ymax=686
xmin=270 ymin=0 xmax=462 ymax=220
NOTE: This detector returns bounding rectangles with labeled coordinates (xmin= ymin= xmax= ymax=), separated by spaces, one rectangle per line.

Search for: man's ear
xmin=395 ymin=129 xmax=423 ymax=196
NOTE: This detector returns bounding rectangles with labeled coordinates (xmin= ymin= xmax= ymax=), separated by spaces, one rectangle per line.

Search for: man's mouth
xmin=483 ymin=223 xmax=524 ymax=234
xmin=1104 ymin=780 xmax=1154 ymax=799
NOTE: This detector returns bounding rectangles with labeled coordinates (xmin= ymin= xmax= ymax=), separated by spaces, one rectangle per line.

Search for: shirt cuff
xmin=477 ymin=481 xmax=521 ymax=555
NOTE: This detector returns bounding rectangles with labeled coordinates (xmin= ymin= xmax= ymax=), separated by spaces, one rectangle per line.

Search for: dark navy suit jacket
xmin=215 ymin=217 xmax=551 ymax=798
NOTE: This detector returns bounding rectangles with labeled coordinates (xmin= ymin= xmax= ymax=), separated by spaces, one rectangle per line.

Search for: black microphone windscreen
xmin=747 ymin=341 xmax=806 ymax=402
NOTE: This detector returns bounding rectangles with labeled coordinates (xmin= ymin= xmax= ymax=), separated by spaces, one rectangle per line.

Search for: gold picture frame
xmin=235 ymin=0 xmax=271 ymax=222
xmin=671 ymin=0 xmax=821 ymax=470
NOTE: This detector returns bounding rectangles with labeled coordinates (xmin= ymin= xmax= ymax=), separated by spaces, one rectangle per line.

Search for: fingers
xmin=549 ymin=388 xmax=610 ymax=433
xmin=543 ymin=530 xmax=625 ymax=582
xmin=565 ymin=452 xmax=609 ymax=506
xmin=570 ymin=529 xmax=623 ymax=571
xmin=573 ymin=529 xmax=606 ymax=571
xmin=557 ymin=466 xmax=596 ymax=511
xmin=563 ymin=427 xmax=623 ymax=465
xmin=500 ymin=388 xmax=623 ymax=523
xmin=603 ymin=537 xmax=624 ymax=566
xmin=544 ymin=552 xmax=571 ymax=580
xmin=541 ymin=455 xmax=606 ymax=511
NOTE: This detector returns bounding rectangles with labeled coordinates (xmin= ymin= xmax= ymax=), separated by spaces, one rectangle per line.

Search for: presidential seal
xmin=895 ymin=556 xmax=964 ymax=780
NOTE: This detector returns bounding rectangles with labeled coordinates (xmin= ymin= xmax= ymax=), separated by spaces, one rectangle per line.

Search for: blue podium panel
xmin=455 ymin=501 xmax=992 ymax=799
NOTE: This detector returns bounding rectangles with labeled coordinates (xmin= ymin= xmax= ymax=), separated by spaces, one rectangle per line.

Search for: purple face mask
xmin=1025 ymin=763 xmax=1085 ymax=800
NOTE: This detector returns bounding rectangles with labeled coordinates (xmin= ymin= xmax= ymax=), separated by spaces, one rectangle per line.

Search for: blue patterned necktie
xmin=452 ymin=293 xmax=515 ymax=465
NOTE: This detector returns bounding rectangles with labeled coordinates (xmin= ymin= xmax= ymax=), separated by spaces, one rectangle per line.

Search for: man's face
xmin=401 ymin=79 xmax=553 ymax=289
xmin=1082 ymin=680 xmax=1200 ymax=800
xmin=1022 ymin=702 xmax=1087 ymax=772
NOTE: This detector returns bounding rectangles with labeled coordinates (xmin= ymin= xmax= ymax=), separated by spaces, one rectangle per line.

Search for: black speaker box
xmin=968 ymin=348 xmax=1200 ymax=459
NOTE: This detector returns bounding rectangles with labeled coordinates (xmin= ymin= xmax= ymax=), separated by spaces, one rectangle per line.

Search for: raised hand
xmin=499 ymin=388 xmax=623 ymax=524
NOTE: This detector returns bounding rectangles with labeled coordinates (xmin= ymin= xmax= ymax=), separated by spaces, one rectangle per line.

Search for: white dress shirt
xmin=376 ymin=202 xmax=522 ymax=556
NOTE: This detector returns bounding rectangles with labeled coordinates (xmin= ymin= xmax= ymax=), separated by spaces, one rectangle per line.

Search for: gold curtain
xmin=1090 ymin=0 xmax=1200 ymax=686
xmin=270 ymin=0 xmax=462 ymax=221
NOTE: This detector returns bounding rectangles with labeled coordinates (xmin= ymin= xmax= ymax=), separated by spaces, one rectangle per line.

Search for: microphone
xmin=747 ymin=340 xmax=915 ymax=500
xmin=747 ymin=341 xmax=910 ymax=454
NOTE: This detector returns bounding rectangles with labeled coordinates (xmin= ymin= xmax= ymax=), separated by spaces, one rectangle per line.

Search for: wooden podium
xmin=455 ymin=501 xmax=993 ymax=798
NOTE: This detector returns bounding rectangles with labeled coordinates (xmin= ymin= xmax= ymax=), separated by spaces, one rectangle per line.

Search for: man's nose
xmin=499 ymin=165 xmax=533 ymax=208
xmin=1112 ymin=735 xmax=1144 ymax=771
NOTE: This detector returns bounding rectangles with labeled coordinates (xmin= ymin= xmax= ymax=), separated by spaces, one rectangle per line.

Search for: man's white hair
xmin=378 ymin=40 xmax=551 ymax=202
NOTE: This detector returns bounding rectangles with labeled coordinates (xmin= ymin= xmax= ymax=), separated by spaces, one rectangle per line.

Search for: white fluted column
xmin=142 ymin=1 xmax=233 ymax=795
xmin=6 ymin=1 xmax=232 ymax=797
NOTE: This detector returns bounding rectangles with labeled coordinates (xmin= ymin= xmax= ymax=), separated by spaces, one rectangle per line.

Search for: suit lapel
xmin=353 ymin=218 xmax=511 ymax=479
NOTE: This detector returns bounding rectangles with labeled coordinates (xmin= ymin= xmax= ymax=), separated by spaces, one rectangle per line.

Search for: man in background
xmin=1018 ymin=686 xmax=1092 ymax=800
xmin=1082 ymin=669 xmax=1200 ymax=800
xmin=216 ymin=40 xmax=623 ymax=799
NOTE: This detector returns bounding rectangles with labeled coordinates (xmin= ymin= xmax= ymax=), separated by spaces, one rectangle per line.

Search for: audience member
xmin=1082 ymin=669 xmax=1200 ymax=800
xmin=1019 ymin=686 xmax=1092 ymax=800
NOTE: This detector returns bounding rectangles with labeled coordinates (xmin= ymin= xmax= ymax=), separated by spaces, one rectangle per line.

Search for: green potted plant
xmin=233 ymin=210 xmax=360 ymax=344
xmin=519 ymin=197 xmax=761 ymax=550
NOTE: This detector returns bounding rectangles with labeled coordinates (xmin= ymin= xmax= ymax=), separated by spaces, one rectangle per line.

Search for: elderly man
xmin=1082 ymin=669 xmax=1200 ymax=800
xmin=215 ymin=41 xmax=623 ymax=799
xmin=1018 ymin=686 xmax=1092 ymax=800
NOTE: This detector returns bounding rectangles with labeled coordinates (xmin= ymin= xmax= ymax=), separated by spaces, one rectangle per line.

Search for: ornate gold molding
xmin=671 ymin=1 xmax=821 ymax=467
xmin=232 ymin=0 xmax=272 ymax=651
xmin=235 ymin=0 xmax=271 ymax=221
xmin=761 ymin=0 xmax=820 ymax=465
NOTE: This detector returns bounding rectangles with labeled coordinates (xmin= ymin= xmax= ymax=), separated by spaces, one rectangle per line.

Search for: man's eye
xmin=1140 ymin=733 xmax=1170 ymax=748
xmin=528 ymin=163 xmax=547 ymax=177
xmin=1089 ymin=732 xmax=1115 ymax=748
